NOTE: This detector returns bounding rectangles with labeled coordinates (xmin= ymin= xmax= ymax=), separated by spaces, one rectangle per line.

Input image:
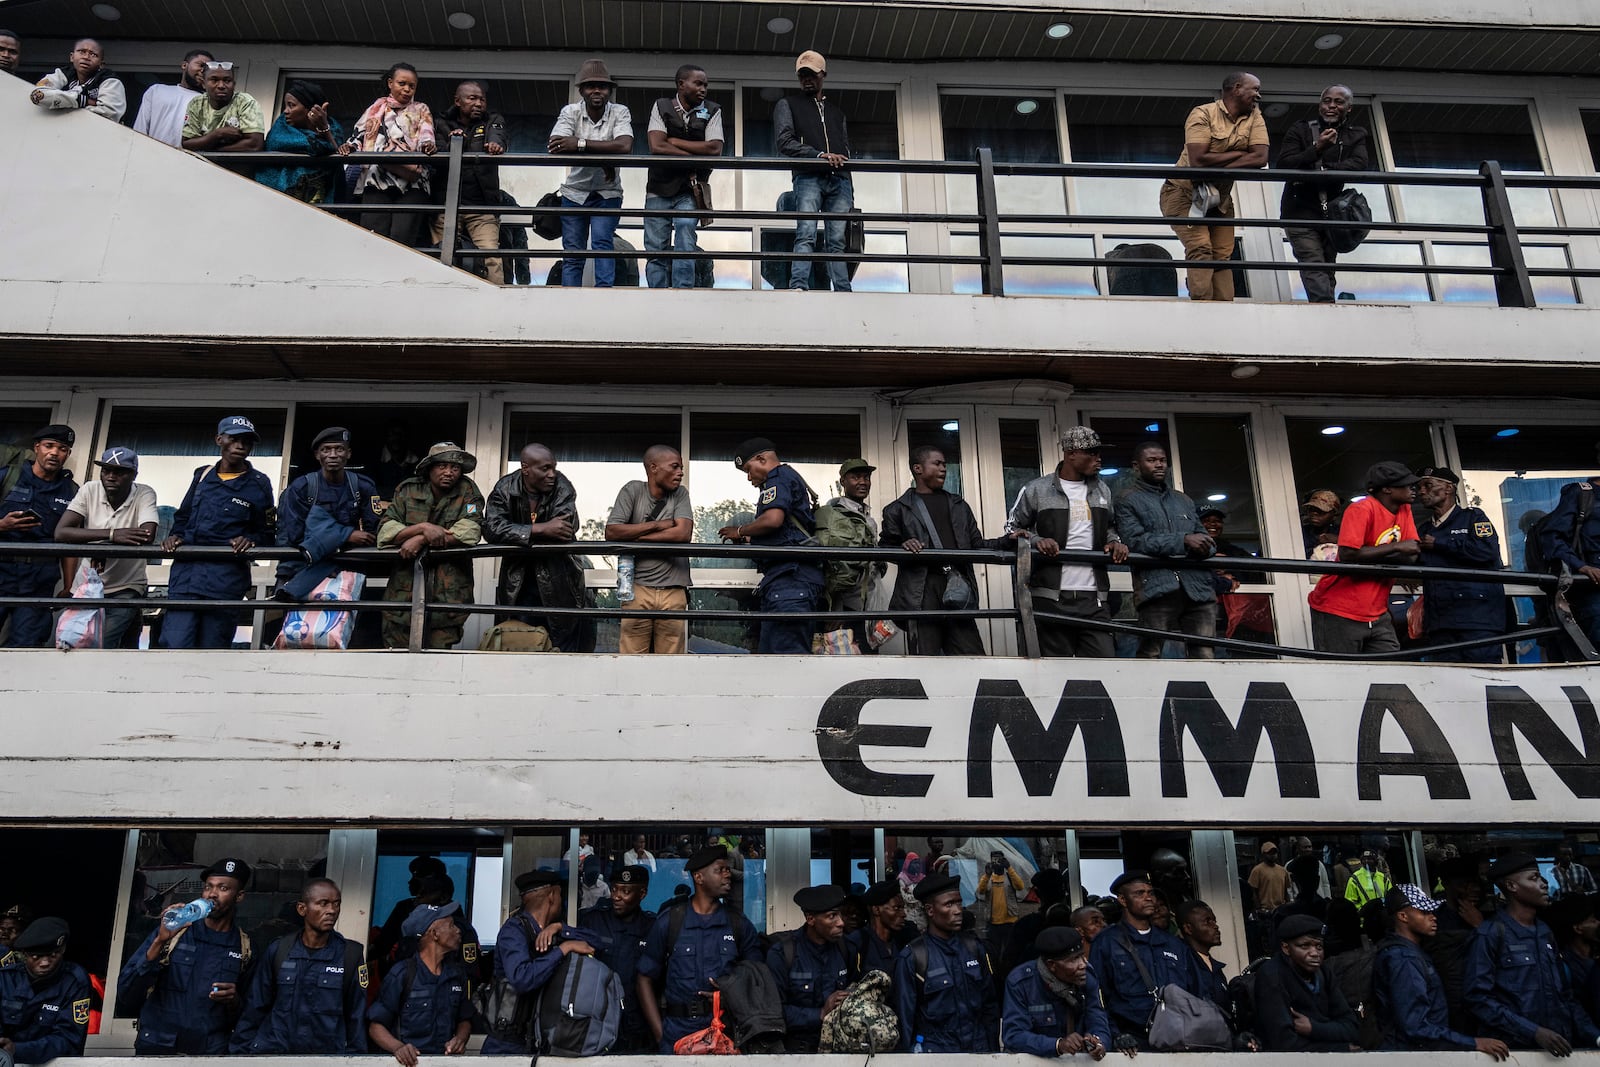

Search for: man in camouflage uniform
xmin=378 ymin=442 xmax=485 ymax=649
xmin=813 ymin=458 xmax=882 ymax=652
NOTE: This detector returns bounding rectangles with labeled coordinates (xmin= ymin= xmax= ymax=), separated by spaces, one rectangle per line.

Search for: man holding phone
xmin=977 ymin=850 xmax=1026 ymax=961
xmin=0 ymin=425 xmax=79 ymax=647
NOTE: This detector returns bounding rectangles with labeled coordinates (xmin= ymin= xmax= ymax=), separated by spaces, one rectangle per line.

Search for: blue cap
xmin=96 ymin=447 xmax=139 ymax=471
xmin=217 ymin=415 xmax=259 ymax=439
xmin=401 ymin=900 xmax=460 ymax=938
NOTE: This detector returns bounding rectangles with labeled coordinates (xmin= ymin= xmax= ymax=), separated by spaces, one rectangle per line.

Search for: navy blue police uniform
xmin=579 ymin=889 xmax=657 ymax=1052
xmin=228 ymin=931 xmax=367 ymax=1053
xmin=637 ymin=901 xmax=764 ymax=1051
xmin=1539 ymin=477 xmax=1600 ymax=646
xmin=768 ymin=929 xmax=850 ymax=1051
xmin=1462 ymin=906 xmax=1600 ymax=1049
xmin=161 ymin=444 xmax=276 ymax=649
xmin=482 ymin=876 xmax=602 ymax=1055
xmin=274 ymin=469 xmax=381 ymax=589
xmin=1001 ymin=950 xmax=1113 ymax=1056
xmin=847 ymin=923 xmax=916 ymax=982
xmin=1373 ymin=934 xmax=1475 ymax=1050
xmin=735 ymin=439 xmax=823 ymax=654
xmin=0 ymin=434 xmax=79 ymax=647
xmin=368 ymin=954 xmax=473 ymax=1054
xmin=119 ymin=919 xmax=253 ymax=1053
xmin=1088 ymin=917 xmax=1205 ymax=1047
xmin=892 ymin=927 xmax=1000 ymax=1052
xmin=1416 ymin=469 xmax=1507 ymax=664
xmin=0 ymin=917 xmax=93 ymax=1063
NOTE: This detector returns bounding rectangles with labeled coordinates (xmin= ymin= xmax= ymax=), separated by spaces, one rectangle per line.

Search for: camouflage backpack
xmin=819 ymin=968 xmax=900 ymax=1053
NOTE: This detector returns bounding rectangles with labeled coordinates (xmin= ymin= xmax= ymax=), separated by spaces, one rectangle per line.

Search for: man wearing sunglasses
xmin=181 ymin=60 xmax=264 ymax=154
xmin=0 ymin=918 xmax=93 ymax=1062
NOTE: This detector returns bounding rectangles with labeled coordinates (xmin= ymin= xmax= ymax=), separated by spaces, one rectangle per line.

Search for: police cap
xmin=861 ymin=881 xmax=899 ymax=908
xmin=794 ymin=885 xmax=847 ymax=914
xmin=201 ymin=857 xmax=252 ymax=888
xmin=686 ymin=844 xmax=728 ymax=873
xmin=13 ymin=917 xmax=68 ymax=952
xmin=1488 ymin=852 xmax=1540 ymax=884
xmin=912 ymin=871 xmax=962 ymax=903
xmin=312 ymin=426 xmax=351 ymax=450
xmin=1109 ymin=870 xmax=1153 ymax=896
xmin=1415 ymin=466 xmax=1460 ymax=485
xmin=515 ymin=869 xmax=563 ymax=894
xmin=615 ymin=865 xmax=650 ymax=888
xmin=1036 ymin=926 xmax=1085 ymax=960
xmin=401 ymin=900 xmax=460 ymax=938
xmin=1275 ymin=914 xmax=1325 ymax=943
xmin=33 ymin=424 xmax=74 ymax=447
xmin=733 ymin=438 xmax=778 ymax=472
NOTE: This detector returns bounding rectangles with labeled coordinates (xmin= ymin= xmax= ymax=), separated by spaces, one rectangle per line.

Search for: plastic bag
xmin=674 ymin=991 xmax=738 ymax=1056
xmin=274 ymin=571 xmax=365 ymax=650
xmin=55 ymin=562 xmax=105 ymax=650
xmin=811 ymin=628 xmax=861 ymax=655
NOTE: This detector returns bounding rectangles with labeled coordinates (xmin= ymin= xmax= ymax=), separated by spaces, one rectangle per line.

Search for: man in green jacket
xmin=814 ymin=458 xmax=882 ymax=652
xmin=378 ymin=442 xmax=485 ymax=649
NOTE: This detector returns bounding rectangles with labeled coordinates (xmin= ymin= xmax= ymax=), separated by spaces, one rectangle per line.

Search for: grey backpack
xmin=533 ymin=951 xmax=625 ymax=1057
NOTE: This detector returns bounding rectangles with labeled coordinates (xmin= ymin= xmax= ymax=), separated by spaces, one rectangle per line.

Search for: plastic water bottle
xmin=162 ymin=898 xmax=212 ymax=932
xmin=616 ymin=556 xmax=635 ymax=602
xmin=912 ymin=1035 xmax=927 ymax=1054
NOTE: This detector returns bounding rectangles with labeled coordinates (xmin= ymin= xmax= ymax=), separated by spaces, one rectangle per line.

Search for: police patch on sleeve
xmin=1474 ymin=521 xmax=1495 ymax=538
xmin=72 ymin=998 xmax=90 ymax=1026
xmin=358 ymin=963 xmax=369 ymax=989
xmin=371 ymin=497 xmax=386 ymax=515
xmin=759 ymin=486 xmax=778 ymax=506
xmin=463 ymin=943 xmax=478 ymax=964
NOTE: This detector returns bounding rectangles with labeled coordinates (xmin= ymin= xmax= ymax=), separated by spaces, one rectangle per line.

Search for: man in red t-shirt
xmin=1307 ymin=460 xmax=1421 ymax=653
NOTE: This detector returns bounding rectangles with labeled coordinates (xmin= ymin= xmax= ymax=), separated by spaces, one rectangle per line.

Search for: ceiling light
xmin=1207 ymin=493 xmax=1228 ymax=502
xmin=1100 ymin=467 xmax=1120 ymax=476
xmin=941 ymin=420 xmax=960 ymax=432
xmin=766 ymin=16 xmax=795 ymax=34
xmin=1264 ymin=103 xmax=1290 ymax=118
xmin=1313 ymin=32 xmax=1344 ymax=50
xmin=1230 ymin=364 xmax=1261 ymax=379
xmin=1320 ymin=425 xmax=1345 ymax=436
xmin=1046 ymin=22 xmax=1073 ymax=39
xmin=1015 ymin=99 xmax=1039 ymax=116
xmin=1144 ymin=423 xmax=1161 ymax=433
xmin=90 ymin=3 xmax=121 ymax=19
xmin=447 ymin=10 xmax=476 ymax=29
xmin=1496 ymin=427 xmax=1521 ymax=437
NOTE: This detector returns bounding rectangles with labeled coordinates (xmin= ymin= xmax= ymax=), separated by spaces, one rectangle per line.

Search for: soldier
xmin=482 ymin=870 xmax=599 ymax=1055
xmin=893 ymin=871 xmax=1000 ymax=1052
xmin=118 ymin=858 xmax=253 ymax=1054
xmin=769 ymin=885 xmax=852 ymax=1052
xmin=1374 ymin=884 xmax=1508 ymax=1057
xmin=847 ymin=880 xmax=915 ymax=980
xmin=1002 ymin=926 xmax=1112 ymax=1058
xmin=378 ymin=442 xmax=485 ymax=650
xmin=229 ymin=879 xmax=367 ymax=1053
xmin=0 ymin=918 xmax=91 ymax=1061
xmin=579 ymin=865 xmax=657 ymax=1052
xmin=814 ymin=458 xmax=883 ymax=652
xmin=637 ymin=845 xmax=764 ymax=1051
xmin=367 ymin=903 xmax=474 ymax=1064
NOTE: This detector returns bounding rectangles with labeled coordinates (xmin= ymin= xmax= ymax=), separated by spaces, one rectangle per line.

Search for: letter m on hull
xmin=1159 ymin=681 xmax=1319 ymax=798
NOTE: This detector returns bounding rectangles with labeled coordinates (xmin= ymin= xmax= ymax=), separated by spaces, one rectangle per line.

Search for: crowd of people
xmin=5 ymin=839 xmax=1600 ymax=1062
xmin=0 ymin=420 xmax=1593 ymax=657
xmin=5 ymin=28 xmax=1399 ymax=300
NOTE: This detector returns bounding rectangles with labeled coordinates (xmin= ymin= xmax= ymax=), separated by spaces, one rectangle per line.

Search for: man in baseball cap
xmin=1306 ymin=459 xmax=1421 ymax=655
xmin=774 ymin=49 xmax=854 ymax=291
xmin=273 ymin=425 xmax=380 ymax=606
xmin=58 ymin=446 xmax=160 ymax=647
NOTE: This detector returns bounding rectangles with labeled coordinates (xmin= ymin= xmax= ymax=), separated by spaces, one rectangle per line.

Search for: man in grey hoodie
xmin=1113 ymin=441 xmax=1217 ymax=657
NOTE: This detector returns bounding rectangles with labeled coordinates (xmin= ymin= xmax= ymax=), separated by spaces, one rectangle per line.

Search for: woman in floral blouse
xmin=339 ymin=62 xmax=436 ymax=247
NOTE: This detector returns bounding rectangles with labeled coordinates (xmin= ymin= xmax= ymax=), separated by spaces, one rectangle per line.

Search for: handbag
xmin=530 ymin=191 xmax=564 ymax=241
xmin=1119 ymin=930 xmax=1231 ymax=1051
xmin=673 ymin=991 xmax=739 ymax=1055
xmin=274 ymin=571 xmax=365 ymax=650
xmin=811 ymin=628 xmax=861 ymax=655
xmin=907 ymin=492 xmax=980 ymax=612
xmin=688 ymin=175 xmax=714 ymax=227
xmin=1320 ymin=187 xmax=1372 ymax=253
xmin=55 ymin=561 xmax=105 ymax=651
xmin=1406 ymin=595 xmax=1426 ymax=641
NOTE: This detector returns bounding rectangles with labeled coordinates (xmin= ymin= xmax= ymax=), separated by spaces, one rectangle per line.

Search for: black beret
xmin=1110 ymin=870 xmax=1152 ymax=895
xmin=312 ymin=426 xmax=351 ymax=449
xmin=200 ymin=858 xmax=251 ymax=888
xmin=615 ymin=865 xmax=650 ymax=887
xmin=1276 ymin=914 xmax=1326 ymax=943
xmin=862 ymin=881 xmax=900 ymax=908
xmin=733 ymin=437 xmax=778 ymax=471
xmin=33 ymin=424 xmax=74 ymax=447
xmin=13 ymin=917 xmax=68 ymax=952
xmin=1036 ymin=926 xmax=1085 ymax=959
xmin=1488 ymin=853 xmax=1540 ymax=883
xmin=515 ymin=869 xmax=563 ymax=893
xmin=794 ymin=885 xmax=847 ymax=914
xmin=913 ymin=871 xmax=962 ymax=903
xmin=686 ymin=845 xmax=727 ymax=873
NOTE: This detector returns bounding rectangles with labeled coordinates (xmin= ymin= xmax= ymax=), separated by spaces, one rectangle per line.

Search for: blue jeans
xmin=757 ymin=572 xmax=822 ymax=653
xmin=645 ymin=192 xmax=699 ymax=288
xmin=561 ymin=192 xmax=622 ymax=287
xmin=790 ymin=172 xmax=853 ymax=291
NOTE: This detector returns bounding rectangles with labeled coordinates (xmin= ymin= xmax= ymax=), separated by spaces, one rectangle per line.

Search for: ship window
xmin=0 ymin=406 xmax=57 ymax=447
xmin=949 ymin=233 xmax=1097 ymax=297
xmin=1585 ymin=111 xmax=1600 ymax=172
xmin=1063 ymin=94 xmax=1192 ymax=218
xmin=1279 ymin=239 xmax=1429 ymax=303
xmin=291 ymin=403 xmax=468 ymax=503
xmin=100 ymin=405 xmax=287 ymax=517
xmin=371 ymin=828 xmax=504 ymax=981
xmin=742 ymin=86 xmax=902 ymax=224
xmin=0 ymin=829 xmax=125 ymax=994
xmin=1431 ymin=242 xmax=1577 ymax=307
xmin=905 ymin=417 xmax=966 ymax=498
xmin=1382 ymin=101 xmax=1554 ymax=228
xmin=942 ymin=91 xmax=1064 ymax=217
xmin=1283 ymin=415 xmax=1435 ymax=553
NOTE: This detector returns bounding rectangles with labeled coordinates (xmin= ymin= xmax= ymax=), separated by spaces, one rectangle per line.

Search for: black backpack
xmin=1225 ymin=957 xmax=1271 ymax=1036
xmin=1325 ymin=946 xmax=1383 ymax=1050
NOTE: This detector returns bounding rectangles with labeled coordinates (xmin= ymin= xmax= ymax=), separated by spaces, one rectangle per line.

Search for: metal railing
xmin=204 ymin=139 xmax=1600 ymax=306
xmin=1 ymin=539 xmax=1592 ymax=661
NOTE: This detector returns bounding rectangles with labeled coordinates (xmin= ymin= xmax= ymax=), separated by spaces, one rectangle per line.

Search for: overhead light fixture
xmin=447 ymin=10 xmax=476 ymax=29
xmin=1015 ymin=99 xmax=1039 ymax=115
xmin=1046 ymin=22 xmax=1073 ymax=39
xmin=1313 ymin=32 xmax=1344 ymax=50
xmin=1100 ymin=467 xmax=1120 ymax=476
xmin=767 ymin=16 xmax=795 ymax=34
xmin=90 ymin=3 xmax=121 ymax=19
xmin=1496 ymin=427 xmax=1521 ymax=437
xmin=1264 ymin=103 xmax=1290 ymax=118
xmin=1230 ymin=364 xmax=1261 ymax=379
xmin=1144 ymin=423 xmax=1161 ymax=433
xmin=941 ymin=420 xmax=960 ymax=432
xmin=1207 ymin=493 xmax=1228 ymax=502
xmin=1320 ymin=425 xmax=1345 ymax=436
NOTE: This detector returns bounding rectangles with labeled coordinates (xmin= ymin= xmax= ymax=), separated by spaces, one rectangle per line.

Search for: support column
xmin=1189 ymin=830 xmax=1249 ymax=971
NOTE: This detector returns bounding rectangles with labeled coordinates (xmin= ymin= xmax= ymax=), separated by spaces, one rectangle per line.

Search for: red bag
xmin=673 ymin=991 xmax=739 ymax=1055
xmin=1406 ymin=596 xmax=1425 ymax=641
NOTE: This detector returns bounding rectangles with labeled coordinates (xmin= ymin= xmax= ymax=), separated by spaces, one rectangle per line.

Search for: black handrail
xmin=202 ymin=140 xmax=1589 ymax=306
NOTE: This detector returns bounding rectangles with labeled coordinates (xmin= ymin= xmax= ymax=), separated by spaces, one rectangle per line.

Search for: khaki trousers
xmin=1159 ymin=180 xmax=1237 ymax=301
xmin=431 ymin=212 xmax=505 ymax=284
xmin=618 ymin=584 xmax=688 ymax=654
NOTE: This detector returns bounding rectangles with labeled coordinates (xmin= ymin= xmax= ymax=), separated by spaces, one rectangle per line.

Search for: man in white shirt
xmin=56 ymin=447 xmax=159 ymax=648
xmin=132 ymin=48 xmax=212 ymax=146
xmin=548 ymin=59 xmax=634 ymax=287
xmin=623 ymin=835 xmax=657 ymax=872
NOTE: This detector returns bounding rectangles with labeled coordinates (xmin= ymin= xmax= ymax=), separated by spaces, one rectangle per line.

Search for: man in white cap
xmin=1374 ymin=883 xmax=1508 ymax=1058
xmin=773 ymin=50 xmax=854 ymax=292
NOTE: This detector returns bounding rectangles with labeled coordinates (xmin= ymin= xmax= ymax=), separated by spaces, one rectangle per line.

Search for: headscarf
xmin=899 ymin=852 xmax=925 ymax=885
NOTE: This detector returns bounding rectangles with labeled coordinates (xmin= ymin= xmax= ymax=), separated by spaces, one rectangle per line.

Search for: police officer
xmin=717 ymin=438 xmax=824 ymax=654
xmin=389 ymin=874 xmax=482 ymax=981
xmin=0 ymin=906 xmax=32 ymax=956
xmin=1463 ymin=853 xmax=1600 ymax=1055
xmin=0 ymin=425 xmax=79 ymax=647
xmin=637 ymin=845 xmax=764 ymax=1052
xmin=847 ymin=880 xmax=915 ymax=981
xmin=160 ymin=415 xmax=276 ymax=649
xmin=1539 ymin=476 xmax=1600 ymax=649
xmin=1415 ymin=466 xmax=1508 ymax=663
xmin=373 ymin=856 xmax=449 ymax=977
xmin=0 ymin=918 xmax=92 ymax=1061
xmin=274 ymin=426 xmax=380 ymax=599
xmin=118 ymin=857 xmax=253 ymax=1054
xmin=368 ymin=903 xmax=474 ymax=1065
xmin=229 ymin=877 xmax=367 ymax=1053
xmin=579 ymin=864 xmax=656 ymax=1053
xmin=483 ymin=869 xmax=599 ymax=1055
xmin=892 ymin=870 xmax=999 ymax=1052
xmin=1374 ymin=884 xmax=1508 ymax=1057
xmin=1002 ymin=926 xmax=1112 ymax=1059
xmin=1088 ymin=870 xmax=1205 ymax=1049
xmin=770 ymin=885 xmax=852 ymax=1052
